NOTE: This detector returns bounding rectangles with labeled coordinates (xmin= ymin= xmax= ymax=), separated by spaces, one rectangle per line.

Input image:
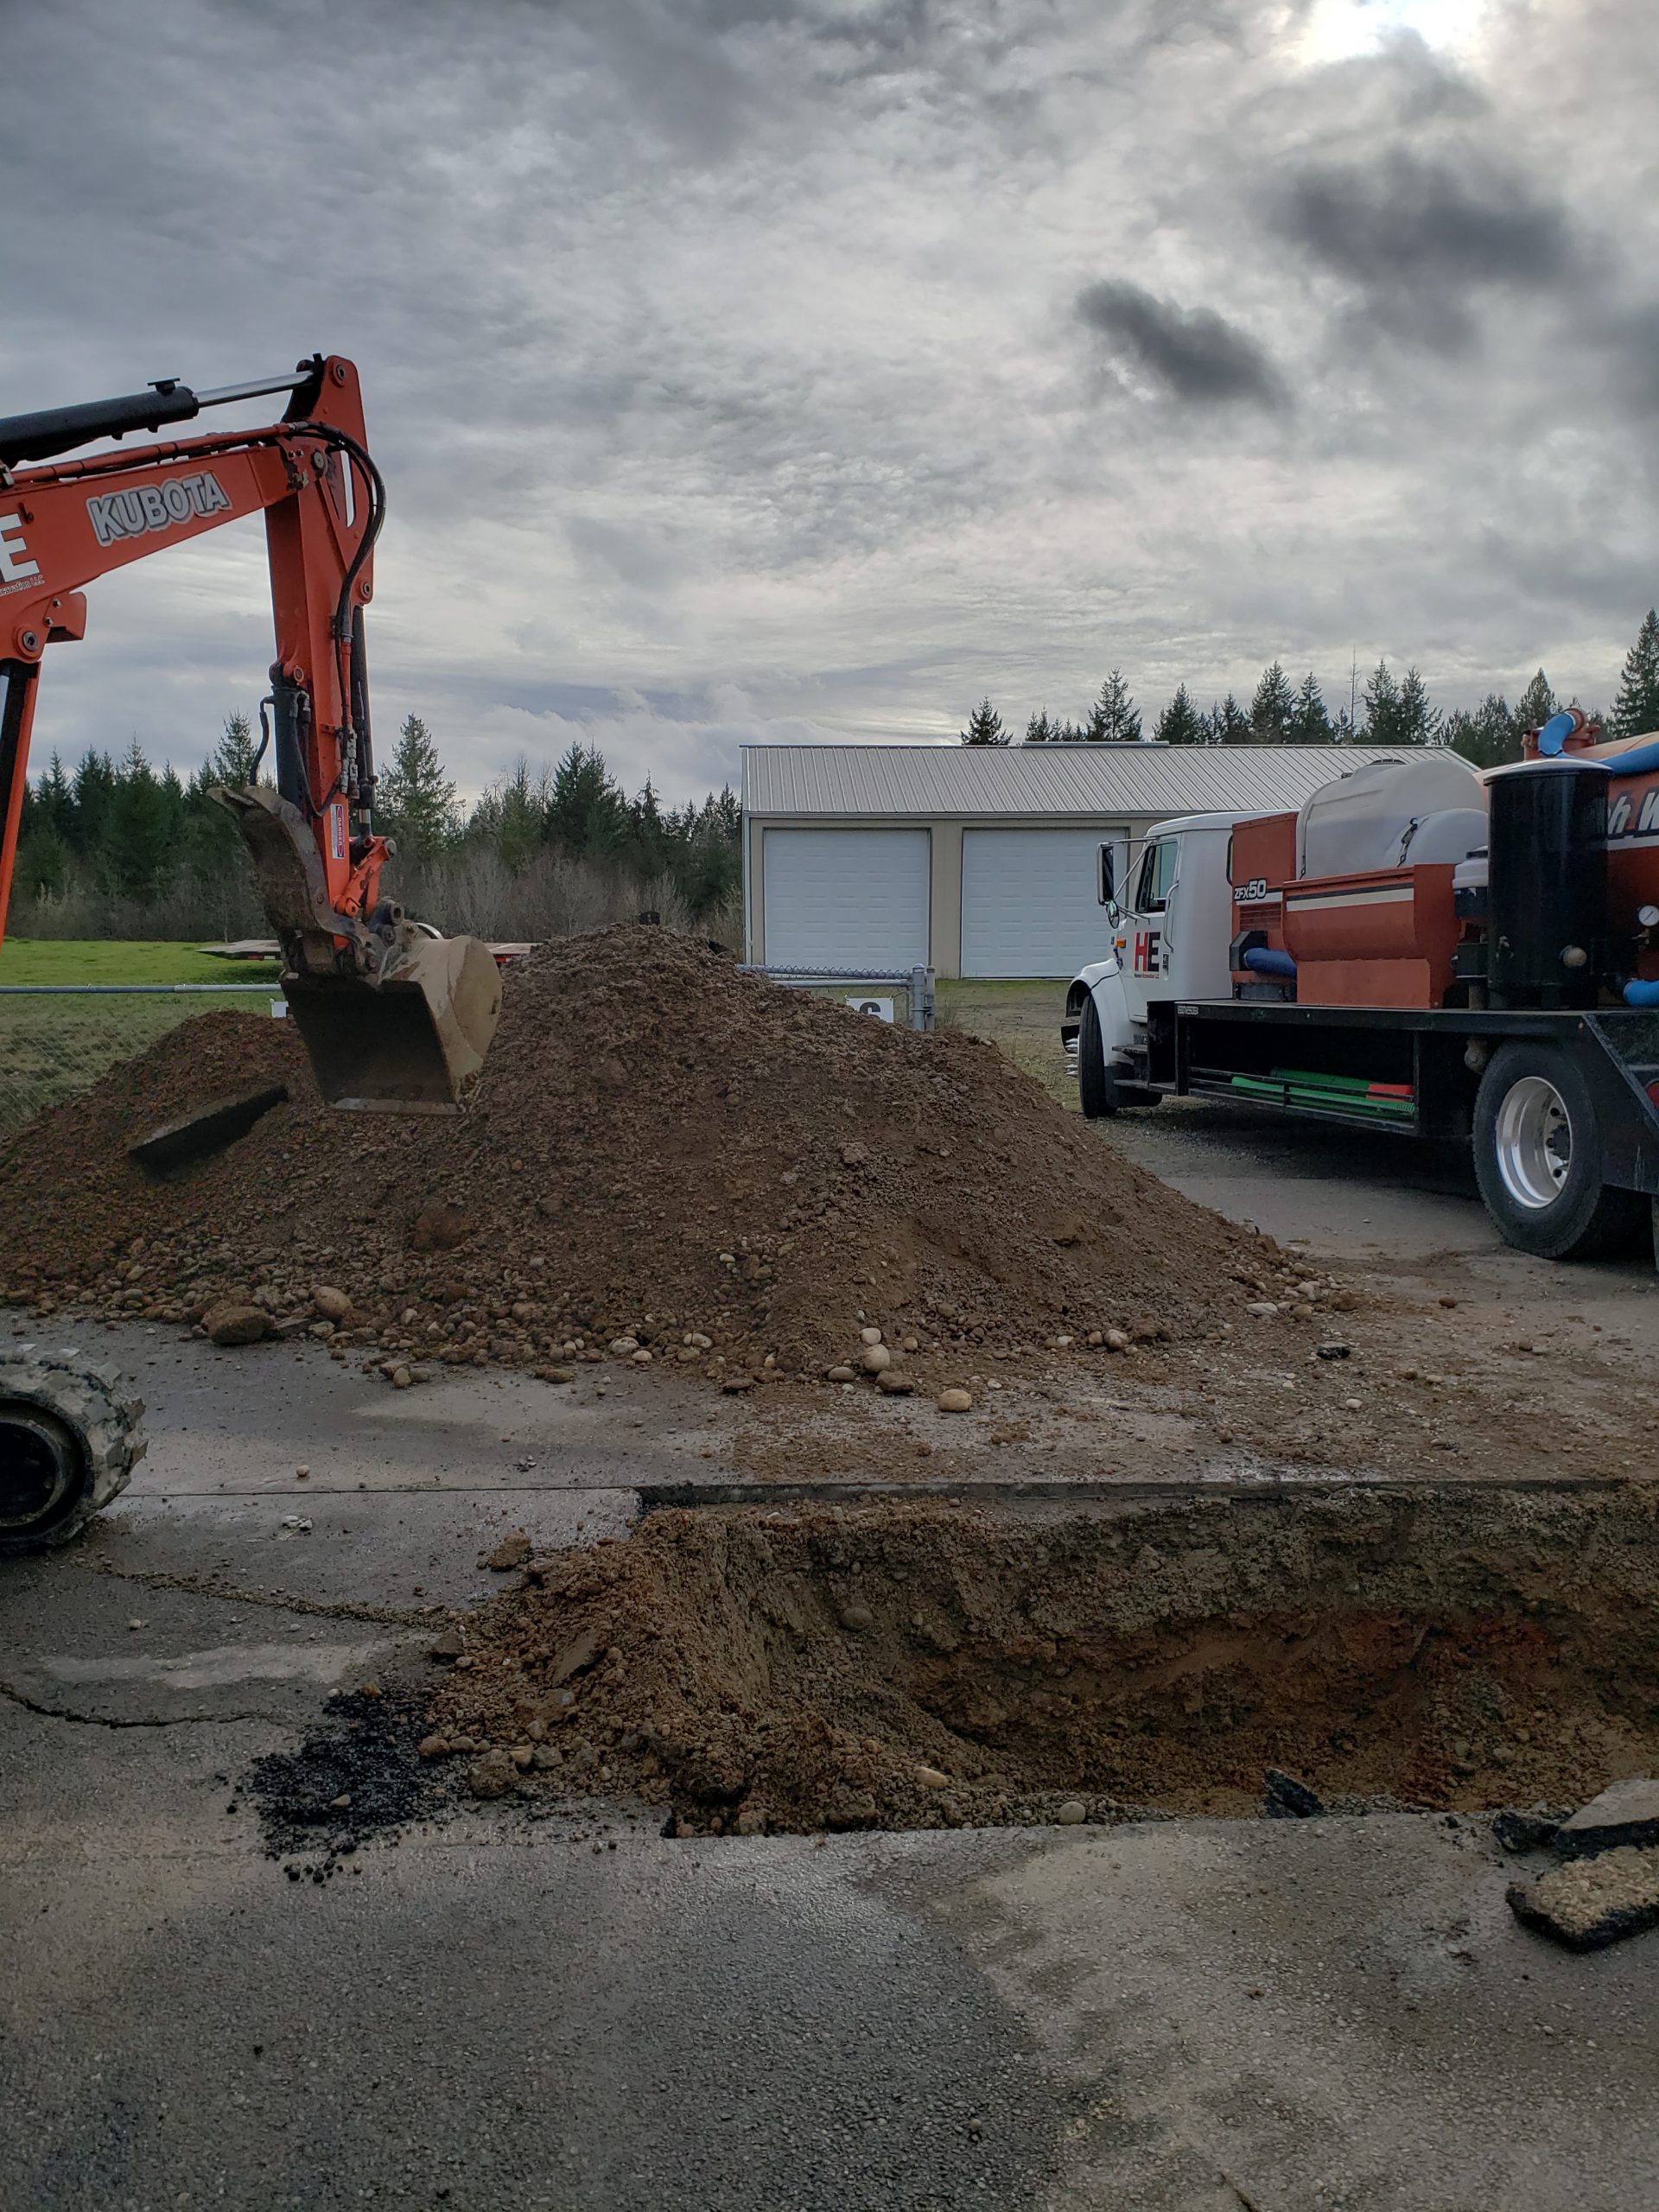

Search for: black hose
xmin=283 ymin=419 xmax=386 ymax=829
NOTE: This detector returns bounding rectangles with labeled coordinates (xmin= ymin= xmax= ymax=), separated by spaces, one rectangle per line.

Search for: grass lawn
xmin=0 ymin=938 xmax=281 ymax=986
xmin=0 ymin=939 xmax=284 ymax=1141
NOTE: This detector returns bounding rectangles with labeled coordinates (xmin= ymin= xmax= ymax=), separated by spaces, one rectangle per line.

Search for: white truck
xmin=1064 ymin=810 xmax=1248 ymax=1120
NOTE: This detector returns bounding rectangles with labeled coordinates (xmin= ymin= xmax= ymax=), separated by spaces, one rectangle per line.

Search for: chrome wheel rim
xmin=1494 ymin=1075 xmax=1573 ymax=1211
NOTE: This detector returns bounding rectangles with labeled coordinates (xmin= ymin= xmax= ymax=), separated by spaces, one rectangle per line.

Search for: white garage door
xmin=960 ymin=827 xmax=1122 ymax=977
xmin=762 ymin=829 xmax=931 ymax=969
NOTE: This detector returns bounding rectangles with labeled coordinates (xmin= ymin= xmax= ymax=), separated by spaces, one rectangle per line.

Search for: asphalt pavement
xmin=5 ymin=1108 xmax=1659 ymax=2209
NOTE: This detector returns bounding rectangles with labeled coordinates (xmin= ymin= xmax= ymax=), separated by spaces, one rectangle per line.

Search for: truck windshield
xmin=1134 ymin=837 xmax=1178 ymax=914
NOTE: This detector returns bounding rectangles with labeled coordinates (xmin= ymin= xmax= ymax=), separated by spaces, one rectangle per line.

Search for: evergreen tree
xmin=670 ymin=790 xmax=743 ymax=922
xmin=1085 ymin=669 xmax=1141 ymax=743
xmin=1514 ymin=668 xmax=1558 ymax=734
xmin=545 ymin=741 xmax=627 ymax=859
xmin=1362 ymin=660 xmax=1405 ymax=745
xmin=1249 ymin=660 xmax=1295 ymax=744
xmin=207 ymin=709 xmax=263 ymax=789
xmin=1288 ymin=671 xmax=1332 ymax=746
xmin=627 ymin=776 xmax=672 ymax=877
xmin=35 ymin=751 xmax=76 ymax=841
xmin=1397 ymin=666 xmax=1443 ymax=746
xmin=1205 ymin=693 xmax=1252 ymax=745
xmin=1153 ymin=683 xmax=1207 ymax=746
xmin=959 ymin=696 xmax=1009 ymax=746
xmin=1608 ymin=610 xmax=1659 ymax=740
xmin=71 ymin=749 xmax=118 ymax=857
xmin=1024 ymin=708 xmax=1055 ymax=745
xmin=12 ymin=822 xmax=67 ymax=901
xmin=1445 ymin=694 xmax=1519 ymax=771
xmin=377 ymin=713 xmax=459 ymax=858
xmin=468 ymin=759 xmax=549 ymax=871
xmin=101 ymin=739 xmax=176 ymax=899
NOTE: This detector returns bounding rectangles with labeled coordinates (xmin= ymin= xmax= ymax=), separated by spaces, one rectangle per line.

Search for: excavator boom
xmin=0 ymin=355 xmax=499 ymax=1109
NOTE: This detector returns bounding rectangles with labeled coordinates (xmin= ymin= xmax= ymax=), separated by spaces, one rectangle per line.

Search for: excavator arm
xmin=0 ymin=354 xmax=500 ymax=1109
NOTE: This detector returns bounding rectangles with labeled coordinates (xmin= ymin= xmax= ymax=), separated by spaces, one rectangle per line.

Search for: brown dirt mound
xmin=0 ymin=926 xmax=1275 ymax=1374
xmin=429 ymin=1487 xmax=1659 ymax=1835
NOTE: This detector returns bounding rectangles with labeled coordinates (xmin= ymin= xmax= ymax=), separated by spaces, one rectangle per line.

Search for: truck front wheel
xmin=1077 ymin=994 xmax=1119 ymax=1120
xmin=1473 ymin=1043 xmax=1646 ymax=1260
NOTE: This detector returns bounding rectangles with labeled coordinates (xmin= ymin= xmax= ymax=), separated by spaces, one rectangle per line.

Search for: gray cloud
xmin=1273 ymin=149 xmax=1579 ymax=348
xmin=3 ymin=0 xmax=1659 ymax=803
xmin=1077 ymin=278 xmax=1287 ymax=408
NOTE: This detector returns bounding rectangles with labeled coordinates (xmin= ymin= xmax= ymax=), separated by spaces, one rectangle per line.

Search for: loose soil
xmin=429 ymin=1484 xmax=1659 ymax=1836
xmin=0 ymin=926 xmax=1280 ymax=1371
xmin=7 ymin=925 xmax=1657 ymax=1488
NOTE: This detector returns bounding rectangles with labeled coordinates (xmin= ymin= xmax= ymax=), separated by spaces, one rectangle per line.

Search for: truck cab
xmin=1064 ymin=813 xmax=1255 ymax=1113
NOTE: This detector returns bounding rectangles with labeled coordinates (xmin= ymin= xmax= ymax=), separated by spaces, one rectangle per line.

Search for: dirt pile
xmin=429 ymin=1485 xmax=1659 ymax=1835
xmin=0 ymin=927 xmax=1282 ymax=1379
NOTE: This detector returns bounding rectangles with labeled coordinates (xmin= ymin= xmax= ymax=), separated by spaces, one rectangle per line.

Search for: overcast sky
xmin=5 ymin=0 xmax=1656 ymax=804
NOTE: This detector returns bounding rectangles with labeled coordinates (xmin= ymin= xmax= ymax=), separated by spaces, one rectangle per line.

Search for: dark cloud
xmin=1273 ymin=149 xmax=1578 ymax=347
xmin=1076 ymin=280 xmax=1287 ymax=409
xmin=1603 ymin=301 xmax=1659 ymax=419
xmin=2 ymin=0 xmax=1656 ymax=795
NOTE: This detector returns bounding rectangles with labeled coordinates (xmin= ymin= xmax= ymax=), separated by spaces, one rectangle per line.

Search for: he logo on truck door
xmin=1133 ymin=927 xmax=1162 ymax=975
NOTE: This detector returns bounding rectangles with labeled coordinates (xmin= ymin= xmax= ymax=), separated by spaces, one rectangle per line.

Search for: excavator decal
xmin=0 ymin=513 xmax=40 ymax=587
xmin=86 ymin=471 xmax=232 ymax=543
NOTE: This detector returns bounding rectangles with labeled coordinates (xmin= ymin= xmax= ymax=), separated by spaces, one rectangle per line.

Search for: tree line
xmin=959 ymin=609 xmax=1659 ymax=773
xmin=11 ymin=712 xmax=742 ymax=939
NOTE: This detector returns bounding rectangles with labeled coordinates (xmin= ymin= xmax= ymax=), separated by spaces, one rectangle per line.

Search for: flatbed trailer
xmin=1064 ymin=995 xmax=1659 ymax=1260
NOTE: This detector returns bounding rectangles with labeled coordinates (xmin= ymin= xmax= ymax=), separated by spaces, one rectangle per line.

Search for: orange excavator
xmin=0 ymin=356 xmax=503 ymax=1554
xmin=0 ymin=353 xmax=501 ymax=1109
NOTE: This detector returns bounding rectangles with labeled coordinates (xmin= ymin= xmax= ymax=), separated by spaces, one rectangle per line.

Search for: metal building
xmin=741 ymin=742 xmax=1395 ymax=979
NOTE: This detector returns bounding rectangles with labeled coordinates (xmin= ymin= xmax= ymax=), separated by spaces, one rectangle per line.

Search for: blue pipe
xmin=1623 ymin=978 xmax=1659 ymax=1008
xmin=1607 ymin=737 xmax=1659 ymax=779
xmin=1243 ymin=948 xmax=1298 ymax=979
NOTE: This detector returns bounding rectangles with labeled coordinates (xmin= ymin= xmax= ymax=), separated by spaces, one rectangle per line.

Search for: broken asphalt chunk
xmin=1508 ymin=1847 xmax=1659 ymax=1952
xmin=1557 ymin=1777 xmax=1659 ymax=1858
xmin=1264 ymin=1768 xmax=1324 ymax=1820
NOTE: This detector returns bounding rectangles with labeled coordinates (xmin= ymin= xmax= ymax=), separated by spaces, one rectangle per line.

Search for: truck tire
xmin=0 ymin=1351 xmax=145 ymax=1555
xmin=1472 ymin=1043 xmax=1648 ymax=1260
xmin=1077 ymin=994 xmax=1119 ymax=1120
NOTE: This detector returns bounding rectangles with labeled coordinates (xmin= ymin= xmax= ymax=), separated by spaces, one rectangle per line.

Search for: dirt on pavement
xmin=428 ymin=1484 xmax=1659 ymax=1837
xmin=4 ymin=924 xmax=1658 ymax=1489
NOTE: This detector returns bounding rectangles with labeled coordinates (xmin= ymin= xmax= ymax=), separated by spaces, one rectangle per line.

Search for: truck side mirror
xmin=1103 ymin=897 xmax=1122 ymax=929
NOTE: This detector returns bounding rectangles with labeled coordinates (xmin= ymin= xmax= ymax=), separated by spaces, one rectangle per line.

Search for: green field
xmin=0 ymin=939 xmax=283 ymax=1141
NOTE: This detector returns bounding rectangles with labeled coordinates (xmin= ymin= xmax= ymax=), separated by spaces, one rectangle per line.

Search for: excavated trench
xmin=430 ymin=1484 xmax=1659 ymax=1836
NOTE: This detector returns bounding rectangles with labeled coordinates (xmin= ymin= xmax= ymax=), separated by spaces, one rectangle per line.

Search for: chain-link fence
xmin=0 ymin=984 xmax=286 ymax=1141
xmin=737 ymin=964 xmax=937 ymax=1031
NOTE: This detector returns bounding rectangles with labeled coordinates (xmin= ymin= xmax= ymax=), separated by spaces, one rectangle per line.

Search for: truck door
xmin=1128 ymin=834 xmax=1179 ymax=982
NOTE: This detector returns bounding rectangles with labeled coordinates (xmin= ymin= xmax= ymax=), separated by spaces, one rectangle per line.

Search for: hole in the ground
xmin=429 ymin=1488 xmax=1659 ymax=1836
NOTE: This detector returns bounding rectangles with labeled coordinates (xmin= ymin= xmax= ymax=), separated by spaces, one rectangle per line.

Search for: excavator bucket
xmin=282 ymin=932 xmax=504 ymax=1111
xmin=215 ymin=784 xmax=503 ymax=1112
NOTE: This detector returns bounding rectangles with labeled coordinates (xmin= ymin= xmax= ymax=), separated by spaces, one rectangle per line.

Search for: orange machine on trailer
xmin=1065 ymin=714 xmax=1659 ymax=1260
xmin=0 ymin=353 xmax=500 ymax=1109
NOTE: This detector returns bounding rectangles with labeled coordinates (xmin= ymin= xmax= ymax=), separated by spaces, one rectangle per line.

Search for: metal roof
xmin=742 ymin=742 xmax=1399 ymax=820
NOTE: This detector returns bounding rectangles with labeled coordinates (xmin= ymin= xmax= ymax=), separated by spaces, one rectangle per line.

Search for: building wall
xmin=746 ymin=812 xmax=1158 ymax=976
